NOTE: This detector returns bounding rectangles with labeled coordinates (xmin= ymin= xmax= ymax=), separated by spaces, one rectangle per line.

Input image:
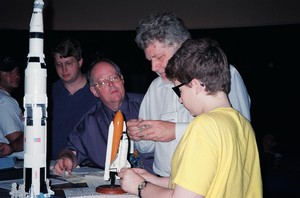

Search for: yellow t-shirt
xmin=171 ymin=107 xmax=262 ymax=198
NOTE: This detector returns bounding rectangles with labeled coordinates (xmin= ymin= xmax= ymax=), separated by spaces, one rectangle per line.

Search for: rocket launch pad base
xmin=95 ymin=185 xmax=126 ymax=194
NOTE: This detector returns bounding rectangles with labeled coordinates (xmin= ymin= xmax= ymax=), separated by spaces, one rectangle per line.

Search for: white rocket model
xmin=23 ymin=0 xmax=53 ymax=197
xmin=104 ymin=111 xmax=132 ymax=182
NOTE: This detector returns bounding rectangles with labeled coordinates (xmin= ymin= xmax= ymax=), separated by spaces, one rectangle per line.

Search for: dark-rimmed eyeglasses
xmin=55 ymin=58 xmax=77 ymax=69
xmin=172 ymin=83 xmax=186 ymax=98
xmin=92 ymin=74 xmax=123 ymax=88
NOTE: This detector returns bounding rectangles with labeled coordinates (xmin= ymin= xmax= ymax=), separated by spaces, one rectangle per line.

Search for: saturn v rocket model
xmin=23 ymin=0 xmax=53 ymax=197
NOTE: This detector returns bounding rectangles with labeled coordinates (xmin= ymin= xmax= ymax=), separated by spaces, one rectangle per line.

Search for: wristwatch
xmin=138 ymin=180 xmax=148 ymax=198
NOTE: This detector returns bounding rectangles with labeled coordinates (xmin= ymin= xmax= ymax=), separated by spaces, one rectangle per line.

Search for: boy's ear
xmin=192 ymin=79 xmax=204 ymax=94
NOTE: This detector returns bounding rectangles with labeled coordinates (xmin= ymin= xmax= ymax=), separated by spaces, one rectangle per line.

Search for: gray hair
xmin=135 ymin=12 xmax=191 ymax=50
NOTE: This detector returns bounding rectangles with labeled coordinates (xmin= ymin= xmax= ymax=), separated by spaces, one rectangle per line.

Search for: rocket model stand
xmin=22 ymin=0 xmax=54 ymax=197
xmin=96 ymin=111 xmax=132 ymax=194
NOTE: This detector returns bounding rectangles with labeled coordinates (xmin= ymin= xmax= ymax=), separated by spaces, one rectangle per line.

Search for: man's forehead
xmin=0 ymin=66 xmax=19 ymax=73
xmin=54 ymin=54 xmax=75 ymax=61
xmin=145 ymin=42 xmax=168 ymax=59
xmin=95 ymin=73 xmax=117 ymax=81
xmin=93 ymin=64 xmax=117 ymax=79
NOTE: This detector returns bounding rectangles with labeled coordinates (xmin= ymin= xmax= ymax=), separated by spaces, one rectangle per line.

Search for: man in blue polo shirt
xmin=50 ymin=38 xmax=98 ymax=160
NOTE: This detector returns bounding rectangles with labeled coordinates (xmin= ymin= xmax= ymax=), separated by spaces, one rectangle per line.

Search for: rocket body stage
xmin=23 ymin=0 xmax=53 ymax=197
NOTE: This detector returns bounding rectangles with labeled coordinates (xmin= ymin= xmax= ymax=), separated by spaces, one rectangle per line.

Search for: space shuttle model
xmin=103 ymin=111 xmax=132 ymax=182
xmin=23 ymin=0 xmax=53 ymax=197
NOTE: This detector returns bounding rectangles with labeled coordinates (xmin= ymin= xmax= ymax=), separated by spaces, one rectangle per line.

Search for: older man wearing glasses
xmin=52 ymin=59 xmax=153 ymax=175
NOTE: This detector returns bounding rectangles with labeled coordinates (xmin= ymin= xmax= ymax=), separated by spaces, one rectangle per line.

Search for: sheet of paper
xmin=63 ymin=174 xmax=86 ymax=184
xmin=83 ymin=169 xmax=122 ymax=188
xmin=71 ymin=167 xmax=103 ymax=175
xmin=84 ymin=174 xmax=121 ymax=188
xmin=49 ymin=166 xmax=104 ymax=184
xmin=50 ymin=178 xmax=70 ymax=185
xmin=60 ymin=167 xmax=103 ymax=184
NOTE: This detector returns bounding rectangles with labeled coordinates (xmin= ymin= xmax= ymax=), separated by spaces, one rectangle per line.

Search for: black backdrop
xmin=1 ymin=24 xmax=300 ymax=178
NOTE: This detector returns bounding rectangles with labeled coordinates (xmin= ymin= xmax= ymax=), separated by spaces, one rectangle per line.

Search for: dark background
xmin=1 ymin=24 xmax=300 ymax=196
xmin=1 ymin=25 xmax=299 ymax=143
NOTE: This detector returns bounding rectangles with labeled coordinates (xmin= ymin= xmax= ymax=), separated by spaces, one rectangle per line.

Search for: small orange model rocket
xmin=104 ymin=110 xmax=132 ymax=181
xmin=110 ymin=111 xmax=124 ymax=162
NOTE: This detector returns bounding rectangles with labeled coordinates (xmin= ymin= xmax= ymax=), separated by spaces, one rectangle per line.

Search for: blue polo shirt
xmin=51 ymin=79 xmax=98 ymax=159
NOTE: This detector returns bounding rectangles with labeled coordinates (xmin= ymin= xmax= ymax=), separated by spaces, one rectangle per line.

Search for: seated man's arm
xmin=53 ymin=148 xmax=78 ymax=175
xmin=7 ymin=131 xmax=23 ymax=152
xmin=0 ymin=131 xmax=23 ymax=157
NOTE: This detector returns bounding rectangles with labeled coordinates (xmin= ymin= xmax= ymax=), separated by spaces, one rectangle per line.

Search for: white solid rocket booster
xmin=23 ymin=0 xmax=50 ymax=196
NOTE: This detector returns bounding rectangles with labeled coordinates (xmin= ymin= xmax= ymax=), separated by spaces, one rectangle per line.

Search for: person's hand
xmin=52 ymin=156 xmax=74 ymax=175
xmin=0 ymin=142 xmax=13 ymax=157
xmin=118 ymin=168 xmax=145 ymax=195
xmin=127 ymin=119 xmax=176 ymax=142
xmin=127 ymin=119 xmax=144 ymax=141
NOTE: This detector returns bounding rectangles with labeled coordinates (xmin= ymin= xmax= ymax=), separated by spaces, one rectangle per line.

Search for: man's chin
xmin=12 ymin=84 xmax=20 ymax=88
xmin=158 ymin=72 xmax=168 ymax=79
